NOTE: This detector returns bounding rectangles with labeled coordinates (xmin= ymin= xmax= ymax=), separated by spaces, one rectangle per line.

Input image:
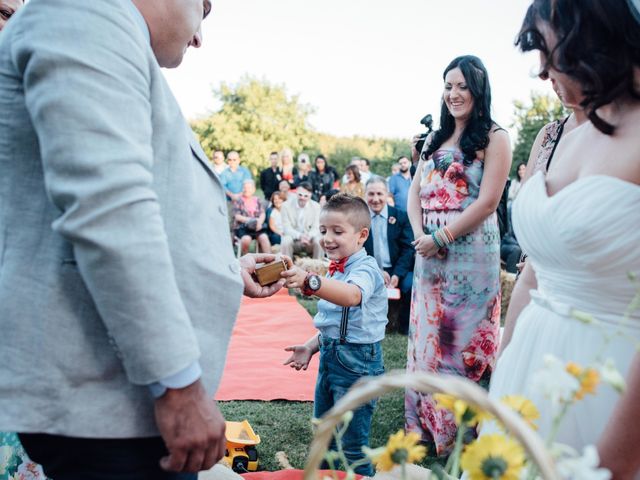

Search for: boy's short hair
xmin=322 ymin=193 xmax=371 ymax=230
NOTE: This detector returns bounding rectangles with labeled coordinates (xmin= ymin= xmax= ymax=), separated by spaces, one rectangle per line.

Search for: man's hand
xmin=239 ymin=253 xmax=289 ymax=298
xmin=155 ymin=380 xmax=225 ymax=473
xmin=390 ymin=275 xmax=399 ymax=288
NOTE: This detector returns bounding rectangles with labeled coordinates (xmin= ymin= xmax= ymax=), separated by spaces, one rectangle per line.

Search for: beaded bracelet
xmin=443 ymin=226 xmax=455 ymax=244
xmin=431 ymin=231 xmax=445 ymax=248
xmin=432 ymin=227 xmax=455 ymax=248
xmin=435 ymin=229 xmax=448 ymax=248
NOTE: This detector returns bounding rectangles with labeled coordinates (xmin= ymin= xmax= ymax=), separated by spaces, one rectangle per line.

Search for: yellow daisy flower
xmin=566 ymin=362 xmax=600 ymax=400
xmin=434 ymin=393 xmax=492 ymax=426
xmin=500 ymin=395 xmax=540 ymax=431
xmin=370 ymin=430 xmax=427 ymax=472
xmin=460 ymin=434 xmax=525 ymax=480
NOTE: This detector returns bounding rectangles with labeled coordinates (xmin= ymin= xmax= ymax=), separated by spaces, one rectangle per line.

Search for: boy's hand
xmin=283 ymin=345 xmax=313 ymax=370
xmin=281 ymin=265 xmax=308 ymax=289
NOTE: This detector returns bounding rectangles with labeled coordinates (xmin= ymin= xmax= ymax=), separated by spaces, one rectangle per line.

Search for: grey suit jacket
xmin=0 ymin=0 xmax=243 ymax=437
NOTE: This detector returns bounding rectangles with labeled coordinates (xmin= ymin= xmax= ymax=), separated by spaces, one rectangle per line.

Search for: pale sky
xmin=163 ymin=0 xmax=554 ymax=140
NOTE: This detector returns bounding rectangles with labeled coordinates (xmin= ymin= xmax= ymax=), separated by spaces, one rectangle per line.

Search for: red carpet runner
xmin=216 ymin=289 xmax=319 ymax=401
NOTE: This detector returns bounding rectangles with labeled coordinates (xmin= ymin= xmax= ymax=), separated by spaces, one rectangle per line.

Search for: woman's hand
xmin=411 ymin=134 xmax=422 ymax=163
xmin=412 ymin=234 xmax=440 ymax=258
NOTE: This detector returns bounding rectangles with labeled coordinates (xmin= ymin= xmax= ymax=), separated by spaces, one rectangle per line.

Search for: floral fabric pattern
xmin=405 ymin=149 xmax=501 ymax=456
xmin=231 ymin=195 xmax=265 ymax=230
xmin=0 ymin=433 xmax=47 ymax=480
xmin=530 ymin=117 xmax=567 ymax=176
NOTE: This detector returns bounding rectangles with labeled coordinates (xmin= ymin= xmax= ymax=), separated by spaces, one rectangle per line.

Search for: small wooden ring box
xmin=255 ymin=259 xmax=288 ymax=286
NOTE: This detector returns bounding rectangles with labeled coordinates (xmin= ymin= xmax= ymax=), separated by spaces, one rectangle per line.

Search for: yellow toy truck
xmin=224 ymin=420 xmax=260 ymax=473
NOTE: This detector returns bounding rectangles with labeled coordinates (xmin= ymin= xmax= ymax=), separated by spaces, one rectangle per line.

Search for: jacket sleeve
xmin=11 ymin=0 xmax=200 ymax=385
xmin=391 ymin=210 xmax=415 ymax=280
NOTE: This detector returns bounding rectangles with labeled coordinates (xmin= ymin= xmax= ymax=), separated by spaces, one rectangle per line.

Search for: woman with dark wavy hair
xmin=490 ymin=1 xmax=640 ymax=477
xmin=405 ymin=55 xmax=512 ymax=454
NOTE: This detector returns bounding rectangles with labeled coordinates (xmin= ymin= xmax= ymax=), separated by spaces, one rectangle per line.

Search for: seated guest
xmin=233 ymin=180 xmax=271 ymax=255
xmin=340 ymin=164 xmax=365 ymax=198
xmin=259 ymin=151 xmax=282 ymax=201
xmin=266 ymin=191 xmax=287 ymax=246
xmin=220 ymin=150 xmax=252 ymax=201
xmin=500 ymin=231 xmax=521 ymax=274
xmin=387 ymin=156 xmax=412 ymax=211
xmin=278 ymin=179 xmax=296 ymax=202
xmin=309 ymin=154 xmax=339 ymax=204
xmin=364 ymin=176 xmax=414 ymax=333
xmin=293 ymin=153 xmax=312 ymax=187
xmin=281 ymin=181 xmax=323 ymax=259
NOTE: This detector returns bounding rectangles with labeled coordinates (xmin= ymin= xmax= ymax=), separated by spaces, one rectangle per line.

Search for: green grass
xmin=218 ymin=332 xmax=409 ymax=471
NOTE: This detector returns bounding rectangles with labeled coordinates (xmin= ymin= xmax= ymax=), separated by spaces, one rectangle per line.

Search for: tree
xmin=191 ymin=76 xmax=412 ymax=180
xmin=510 ymin=92 xmax=567 ymax=176
xmin=309 ymin=135 xmax=410 ymax=178
xmin=191 ymin=76 xmax=317 ymax=176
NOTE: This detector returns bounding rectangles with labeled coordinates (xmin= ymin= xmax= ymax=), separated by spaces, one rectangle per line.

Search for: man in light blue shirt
xmin=388 ymin=156 xmax=413 ymax=211
xmin=220 ymin=150 xmax=253 ymax=201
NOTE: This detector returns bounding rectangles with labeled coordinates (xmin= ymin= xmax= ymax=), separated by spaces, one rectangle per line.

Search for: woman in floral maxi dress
xmin=405 ymin=55 xmax=511 ymax=455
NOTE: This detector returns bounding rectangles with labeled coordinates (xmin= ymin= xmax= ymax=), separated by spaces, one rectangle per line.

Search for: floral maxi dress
xmin=405 ymin=148 xmax=501 ymax=455
xmin=0 ymin=432 xmax=47 ymax=479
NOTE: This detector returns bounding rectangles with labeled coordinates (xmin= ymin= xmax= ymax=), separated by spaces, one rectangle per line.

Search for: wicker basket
xmin=303 ymin=370 xmax=560 ymax=480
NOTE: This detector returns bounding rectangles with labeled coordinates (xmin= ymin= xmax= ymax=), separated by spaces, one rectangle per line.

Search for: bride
xmin=491 ymin=0 xmax=640 ymax=478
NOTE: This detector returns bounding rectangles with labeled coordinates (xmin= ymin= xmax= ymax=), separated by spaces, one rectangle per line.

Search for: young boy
xmin=282 ymin=193 xmax=388 ymax=477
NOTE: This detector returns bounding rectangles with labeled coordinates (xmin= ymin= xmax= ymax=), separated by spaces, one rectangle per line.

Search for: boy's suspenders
xmin=339 ymin=307 xmax=350 ymax=344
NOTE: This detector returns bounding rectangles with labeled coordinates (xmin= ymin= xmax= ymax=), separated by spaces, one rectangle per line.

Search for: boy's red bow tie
xmin=328 ymin=257 xmax=348 ymax=276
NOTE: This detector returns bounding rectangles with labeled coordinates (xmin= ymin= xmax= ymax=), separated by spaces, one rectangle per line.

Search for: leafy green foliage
xmin=310 ymin=134 xmax=410 ymax=179
xmin=510 ymin=92 xmax=568 ymax=176
xmin=191 ymin=76 xmax=317 ymax=177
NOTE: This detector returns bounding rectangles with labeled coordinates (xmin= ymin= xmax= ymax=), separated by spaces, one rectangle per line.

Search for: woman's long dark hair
xmin=345 ymin=164 xmax=361 ymax=183
xmin=516 ymin=0 xmax=640 ymax=135
xmin=425 ymin=55 xmax=494 ymax=164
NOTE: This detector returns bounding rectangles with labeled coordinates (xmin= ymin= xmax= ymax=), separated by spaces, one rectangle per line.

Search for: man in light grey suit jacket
xmin=0 ymin=0 xmax=284 ymax=478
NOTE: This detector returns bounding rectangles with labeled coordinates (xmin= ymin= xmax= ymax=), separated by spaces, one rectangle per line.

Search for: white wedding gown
xmin=490 ymin=172 xmax=640 ymax=451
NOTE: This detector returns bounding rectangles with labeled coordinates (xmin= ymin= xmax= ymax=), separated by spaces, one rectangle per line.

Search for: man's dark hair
xmin=397 ymin=156 xmax=410 ymax=162
xmin=322 ymin=193 xmax=371 ymax=230
xmin=516 ymin=0 xmax=640 ymax=134
xmin=297 ymin=181 xmax=313 ymax=192
xmin=361 ymin=158 xmax=370 ymax=166
xmin=425 ymin=55 xmax=494 ymax=164
xmin=270 ymin=151 xmax=279 ymax=157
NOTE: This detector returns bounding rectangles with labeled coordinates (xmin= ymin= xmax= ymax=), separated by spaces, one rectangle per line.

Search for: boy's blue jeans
xmin=315 ymin=335 xmax=384 ymax=477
